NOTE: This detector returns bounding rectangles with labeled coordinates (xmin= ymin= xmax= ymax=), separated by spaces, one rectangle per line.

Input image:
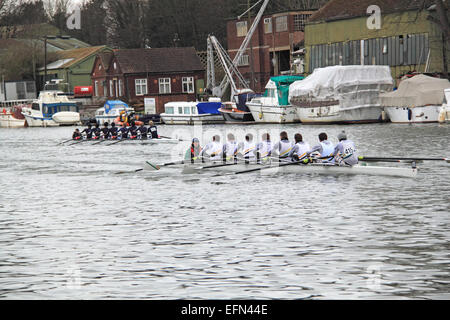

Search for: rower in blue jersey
xmin=289 ymin=133 xmax=311 ymax=162
xmin=148 ymin=121 xmax=159 ymax=139
xmin=81 ymin=123 xmax=93 ymax=140
xmin=92 ymin=123 xmax=101 ymax=140
xmin=223 ymin=133 xmax=238 ymax=162
xmin=333 ymin=131 xmax=358 ymax=166
xmin=137 ymin=123 xmax=148 ymax=140
xmin=101 ymin=122 xmax=110 ymax=139
xmin=308 ymin=132 xmax=335 ymax=162
xmin=72 ymin=128 xmax=82 ymax=140
xmin=129 ymin=121 xmax=138 ymax=140
xmin=255 ymin=133 xmax=272 ymax=163
xmin=271 ymin=131 xmax=294 ymax=159
xmin=118 ymin=123 xmax=129 ymax=140
xmin=109 ymin=122 xmax=118 ymax=140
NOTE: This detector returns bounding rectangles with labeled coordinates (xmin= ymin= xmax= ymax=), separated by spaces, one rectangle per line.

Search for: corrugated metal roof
xmin=44 ymin=46 xmax=109 ymax=70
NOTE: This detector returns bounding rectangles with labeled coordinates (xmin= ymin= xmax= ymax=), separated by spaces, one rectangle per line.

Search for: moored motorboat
xmin=0 ymin=103 xmax=28 ymax=128
xmin=160 ymin=101 xmax=224 ymax=125
xmin=247 ymin=75 xmax=304 ymax=123
xmin=95 ymin=100 xmax=135 ymax=125
xmin=218 ymin=90 xmax=258 ymax=123
xmin=439 ymin=89 xmax=450 ymax=123
xmin=382 ymin=75 xmax=450 ymax=123
xmin=21 ymin=86 xmax=81 ymax=127
xmin=289 ymin=66 xmax=394 ymax=124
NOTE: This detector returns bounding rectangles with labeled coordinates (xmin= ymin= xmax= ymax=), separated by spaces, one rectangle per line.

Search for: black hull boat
xmin=219 ymin=107 xmax=254 ymax=123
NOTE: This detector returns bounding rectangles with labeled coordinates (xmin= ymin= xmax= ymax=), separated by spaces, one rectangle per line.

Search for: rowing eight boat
xmin=146 ymin=161 xmax=418 ymax=178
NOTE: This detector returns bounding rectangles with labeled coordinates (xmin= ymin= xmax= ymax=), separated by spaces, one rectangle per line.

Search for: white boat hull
xmin=52 ymin=112 xmax=81 ymax=125
xmin=158 ymin=162 xmax=418 ymax=178
xmin=0 ymin=114 xmax=26 ymax=128
xmin=161 ymin=114 xmax=224 ymax=125
xmin=247 ymin=103 xmax=299 ymax=123
xmin=385 ymin=106 xmax=441 ymax=123
xmin=296 ymin=105 xmax=383 ymax=124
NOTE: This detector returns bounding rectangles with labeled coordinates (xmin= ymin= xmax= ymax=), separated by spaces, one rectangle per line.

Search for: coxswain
xmin=72 ymin=128 xmax=82 ymax=140
xmin=185 ymin=138 xmax=202 ymax=163
xmin=289 ymin=133 xmax=311 ymax=163
xmin=255 ymin=133 xmax=272 ymax=164
xmin=271 ymin=131 xmax=293 ymax=160
xmin=137 ymin=122 xmax=148 ymax=140
xmin=81 ymin=123 xmax=93 ymax=140
xmin=129 ymin=121 xmax=138 ymax=140
xmin=148 ymin=121 xmax=159 ymax=139
xmin=118 ymin=123 xmax=129 ymax=140
xmin=308 ymin=132 xmax=335 ymax=162
xmin=237 ymin=133 xmax=256 ymax=163
xmin=333 ymin=131 xmax=358 ymax=166
xmin=101 ymin=122 xmax=110 ymax=139
xmin=120 ymin=110 xmax=128 ymax=126
xmin=92 ymin=123 xmax=101 ymax=140
xmin=223 ymin=133 xmax=238 ymax=163
xmin=109 ymin=122 xmax=118 ymax=140
xmin=200 ymin=135 xmax=223 ymax=161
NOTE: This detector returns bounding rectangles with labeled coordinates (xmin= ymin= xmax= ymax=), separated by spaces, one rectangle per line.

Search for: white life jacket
xmin=240 ymin=141 xmax=256 ymax=159
xmin=320 ymin=140 xmax=334 ymax=157
xmin=293 ymin=142 xmax=311 ymax=159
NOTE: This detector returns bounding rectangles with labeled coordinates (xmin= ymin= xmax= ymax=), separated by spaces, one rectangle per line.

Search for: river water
xmin=0 ymin=123 xmax=449 ymax=299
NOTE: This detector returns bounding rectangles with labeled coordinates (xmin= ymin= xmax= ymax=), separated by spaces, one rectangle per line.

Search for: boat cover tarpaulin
xmin=104 ymin=100 xmax=129 ymax=114
xmin=269 ymin=75 xmax=304 ymax=106
xmin=380 ymin=74 xmax=450 ymax=108
xmin=289 ymin=66 xmax=394 ymax=111
xmin=197 ymin=102 xmax=222 ymax=115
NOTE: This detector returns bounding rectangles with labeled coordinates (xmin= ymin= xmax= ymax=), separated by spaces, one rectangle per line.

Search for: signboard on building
xmin=144 ymin=98 xmax=156 ymax=114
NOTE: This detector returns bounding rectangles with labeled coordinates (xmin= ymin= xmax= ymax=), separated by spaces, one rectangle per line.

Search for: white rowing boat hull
xmin=163 ymin=162 xmax=418 ymax=178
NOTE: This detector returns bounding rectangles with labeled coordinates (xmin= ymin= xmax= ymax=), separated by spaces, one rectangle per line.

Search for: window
xmin=182 ymin=77 xmax=194 ymax=93
xmin=165 ymin=107 xmax=174 ymax=114
xmin=264 ymin=18 xmax=272 ymax=33
xmin=103 ymin=81 xmax=107 ymax=97
xmin=118 ymin=79 xmax=123 ymax=96
xmin=178 ymin=107 xmax=183 ymax=114
xmin=236 ymin=21 xmax=247 ymax=37
xmin=26 ymin=82 xmax=35 ymax=93
xmin=135 ymin=79 xmax=147 ymax=96
xmin=238 ymin=55 xmax=250 ymax=66
xmin=276 ymin=16 xmax=288 ymax=32
xmin=110 ymin=80 xmax=114 ymax=97
xmin=293 ymin=14 xmax=311 ymax=32
xmin=94 ymin=81 xmax=99 ymax=96
xmin=191 ymin=107 xmax=197 ymax=114
xmin=184 ymin=106 xmax=191 ymax=114
xmin=159 ymin=78 xmax=171 ymax=94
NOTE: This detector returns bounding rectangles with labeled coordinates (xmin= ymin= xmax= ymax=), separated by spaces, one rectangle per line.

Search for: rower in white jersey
xmin=223 ymin=133 xmax=238 ymax=163
xmin=271 ymin=131 xmax=294 ymax=160
xmin=308 ymin=132 xmax=335 ymax=162
xmin=200 ymin=135 xmax=223 ymax=162
xmin=333 ymin=131 xmax=358 ymax=166
xmin=237 ymin=134 xmax=256 ymax=163
xmin=288 ymin=133 xmax=311 ymax=162
xmin=255 ymin=133 xmax=272 ymax=164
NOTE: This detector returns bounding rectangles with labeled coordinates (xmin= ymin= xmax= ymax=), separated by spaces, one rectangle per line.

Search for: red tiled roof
xmin=114 ymin=47 xmax=205 ymax=74
xmin=309 ymin=0 xmax=434 ymax=23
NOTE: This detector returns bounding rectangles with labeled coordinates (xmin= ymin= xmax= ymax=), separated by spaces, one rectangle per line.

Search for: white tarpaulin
xmin=289 ymin=65 xmax=394 ymax=111
xmin=380 ymin=74 xmax=450 ymax=108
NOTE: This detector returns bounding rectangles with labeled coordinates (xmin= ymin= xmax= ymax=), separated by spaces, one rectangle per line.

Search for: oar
xmin=68 ymin=139 xmax=89 ymax=146
xmin=222 ymin=159 xmax=305 ymax=176
xmin=359 ymin=156 xmax=449 ymax=163
xmin=92 ymin=139 xmax=108 ymax=146
xmin=107 ymin=139 xmax=126 ymax=146
xmin=57 ymin=138 xmax=74 ymax=146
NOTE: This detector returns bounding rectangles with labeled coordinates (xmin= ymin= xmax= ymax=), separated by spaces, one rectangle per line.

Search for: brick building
xmin=227 ymin=10 xmax=315 ymax=93
xmin=91 ymin=47 xmax=205 ymax=114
